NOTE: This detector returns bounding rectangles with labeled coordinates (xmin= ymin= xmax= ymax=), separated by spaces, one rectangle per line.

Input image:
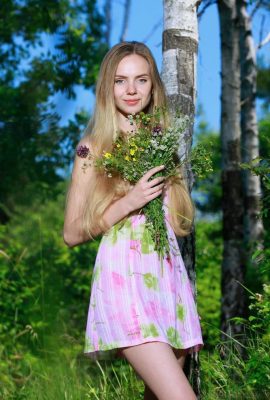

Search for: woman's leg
xmin=143 ymin=348 xmax=189 ymax=400
xmin=121 ymin=342 xmax=196 ymax=400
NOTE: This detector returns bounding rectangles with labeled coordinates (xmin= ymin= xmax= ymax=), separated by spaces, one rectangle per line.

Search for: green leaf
xmin=141 ymin=225 xmax=154 ymax=254
xmin=92 ymin=265 xmax=101 ymax=283
xmin=166 ymin=327 xmax=182 ymax=348
xmin=176 ymin=304 xmax=185 ymax=321
xmin=111 ymin=224 xmax=118 ymax=245
xmin=84 ymin=337 xmax=95 ymax=352
xmin=141 ymin=323 xmax=159 ymax=338
xmin=143 ymin=273 xmax=159 ymax=290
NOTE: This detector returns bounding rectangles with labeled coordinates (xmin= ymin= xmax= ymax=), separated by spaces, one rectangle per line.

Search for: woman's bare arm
xmin=63 ymin=140 xmax=134 ymax=247
xmin=63 ymin=139 xmax=93 ymax=247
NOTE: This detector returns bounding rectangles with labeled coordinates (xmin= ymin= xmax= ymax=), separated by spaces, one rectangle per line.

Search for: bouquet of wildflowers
xmin=77 ymin=109 xmax=212 ymax=263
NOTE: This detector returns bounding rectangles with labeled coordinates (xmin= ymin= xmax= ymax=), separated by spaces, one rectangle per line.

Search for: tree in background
xmin=217 ymin=0 xmax=246 ymax=345
xmin=216 ymin=0 xmax=269 ymax=348
xmin=0 ymin=0 xmax=107 ymax=222
xmin=162 ymin=0 xmax=201 ymax=395
xmin=238 ymin=0 xmax=264 ymax=259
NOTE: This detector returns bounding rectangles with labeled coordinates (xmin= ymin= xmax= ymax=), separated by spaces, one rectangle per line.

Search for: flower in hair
xmin=76 ymin=144 xmax=90 ymax=158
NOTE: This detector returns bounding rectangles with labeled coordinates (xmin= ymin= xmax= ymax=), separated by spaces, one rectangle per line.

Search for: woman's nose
xmin=127 ymin=81 xmax=136 ymax=94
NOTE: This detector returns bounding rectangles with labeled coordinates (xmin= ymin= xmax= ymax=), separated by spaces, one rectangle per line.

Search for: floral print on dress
xmin=84 ymin=192 xmax=203 ymax=360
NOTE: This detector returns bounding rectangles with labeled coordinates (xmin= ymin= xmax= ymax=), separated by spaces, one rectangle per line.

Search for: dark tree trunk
xmin=217 ymin=0 xmax=247 ymax=349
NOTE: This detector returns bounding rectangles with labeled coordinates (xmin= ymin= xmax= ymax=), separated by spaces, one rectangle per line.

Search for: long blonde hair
xmin=82 ymin=41 xmax=194 ymax=237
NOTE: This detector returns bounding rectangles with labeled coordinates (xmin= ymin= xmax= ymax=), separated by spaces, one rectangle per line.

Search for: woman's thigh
xmin=121 ymin=342 xmax=196 ymax=400
xmin=172 ymin=347 xmax=190 ymax=369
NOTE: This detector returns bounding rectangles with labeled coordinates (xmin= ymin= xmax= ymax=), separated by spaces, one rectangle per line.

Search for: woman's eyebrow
xmin=114 ymin=73 xmax=150 ymax=78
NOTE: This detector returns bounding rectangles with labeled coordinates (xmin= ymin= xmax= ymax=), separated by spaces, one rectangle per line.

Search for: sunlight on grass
xmin=16 ymin=338 xmax=145 ymax=400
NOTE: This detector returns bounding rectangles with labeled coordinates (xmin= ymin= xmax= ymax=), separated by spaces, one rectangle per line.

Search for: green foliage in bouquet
xmin=94 ymin=109 xmax=190 ymax=182
xmin=80 ymin=109 xmax=213 ymax=271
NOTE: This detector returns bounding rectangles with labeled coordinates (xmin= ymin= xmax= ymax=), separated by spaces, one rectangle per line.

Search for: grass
xmin=12 ymin=337 xmax=145 ymax=400
xmin=1 ymin=326 xmax=267 ymax=400
xmin=200 ymin=333 xmax=270 ymax=400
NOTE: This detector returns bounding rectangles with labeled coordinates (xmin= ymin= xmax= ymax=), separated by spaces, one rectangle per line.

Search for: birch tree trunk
xmin=217 ymin=0 xmax=246 ymax=346
xmin=238 ymin=0 xmax=264 ymax=255
xmin=162 ymin=0 xmax=201 ymax=396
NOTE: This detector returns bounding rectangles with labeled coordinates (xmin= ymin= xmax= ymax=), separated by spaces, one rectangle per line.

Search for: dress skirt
xmin=84 ymin=195 xmax=204 ymax=360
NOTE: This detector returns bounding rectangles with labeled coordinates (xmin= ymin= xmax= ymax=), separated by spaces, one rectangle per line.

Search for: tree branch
xmin=104 ymin=0 xmax=112 ymax=46
xmin=259 ymin=14 xmax=265 ymax=45
xmin=197 ymin=0 xmax=217 ymax=20
xmin=119 ymin=0 xmax=131 ymax=42
xmin=250 ymin=0 xmax=264 ymax=19
xmin=257 ymin=31 xmax=270 ymax=50
xmin=142 ymin=18 xmax=163 ymax=43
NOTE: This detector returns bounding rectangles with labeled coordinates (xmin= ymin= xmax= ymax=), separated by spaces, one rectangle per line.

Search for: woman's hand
xmin=123 ymin=165 xmax=166 ymax=213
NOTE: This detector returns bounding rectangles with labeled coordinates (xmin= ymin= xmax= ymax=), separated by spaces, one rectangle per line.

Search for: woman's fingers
xmin=141 ymin=165 xmax=165 ymax=183
xmin=147 ymin=176 xmax=165 ymax=188
xmin=146 ymin=188 xmax=164 ymax=202
xmin=146 ymin=182 xmax=165 ymax=196
xmin=126 ymin=165 xmax=166 ymax=211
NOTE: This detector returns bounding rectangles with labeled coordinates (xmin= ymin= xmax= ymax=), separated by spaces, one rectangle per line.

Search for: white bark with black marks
xmin=238 ymin=0 xmax=264 ymax=253
xmin=162 ymin=0 xmax=201 ymax=396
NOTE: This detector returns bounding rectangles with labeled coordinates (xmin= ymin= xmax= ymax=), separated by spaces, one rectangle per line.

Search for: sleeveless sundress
xmin=84 ymin=191 xmax=204 ymax=360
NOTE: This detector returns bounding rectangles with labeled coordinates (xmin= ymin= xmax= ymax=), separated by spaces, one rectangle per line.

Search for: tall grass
xmin=199 ymin=315 xmax=270 ymax=400
xmin=4 ymin=320 xmax=267 ymax=400
xmin=13 ymin=335 xmax=145 ymax=400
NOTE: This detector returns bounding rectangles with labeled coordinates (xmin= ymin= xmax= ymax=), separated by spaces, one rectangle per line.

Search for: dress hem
xmin=83 ymin=337 xmax=204 ymax=361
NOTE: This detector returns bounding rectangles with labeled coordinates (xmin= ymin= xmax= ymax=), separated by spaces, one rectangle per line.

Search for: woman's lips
xmin=124 ymin=99 xmax=140 ymax=106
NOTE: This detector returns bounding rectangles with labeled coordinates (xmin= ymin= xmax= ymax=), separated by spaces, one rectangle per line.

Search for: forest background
xmin=0 ymin=0 xmax=269 ymax=399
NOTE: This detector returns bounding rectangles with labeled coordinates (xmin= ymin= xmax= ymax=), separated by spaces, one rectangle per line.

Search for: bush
xmin=0 ymin=182 xmax=99 ymax=397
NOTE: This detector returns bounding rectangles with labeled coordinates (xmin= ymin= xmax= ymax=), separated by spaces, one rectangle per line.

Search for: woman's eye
xmin=115 ymin=79 xmax=125 ymax=85
xmin=138 ymin=78 xmax=147 ymax=83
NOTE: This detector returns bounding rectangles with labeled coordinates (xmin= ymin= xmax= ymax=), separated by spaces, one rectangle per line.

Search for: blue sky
xmin=55 ymin=0 xmax=270 ymax=132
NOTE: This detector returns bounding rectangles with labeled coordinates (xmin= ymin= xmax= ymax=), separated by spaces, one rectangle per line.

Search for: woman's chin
xmin=120 ymin=105 xmax=147 ymax=117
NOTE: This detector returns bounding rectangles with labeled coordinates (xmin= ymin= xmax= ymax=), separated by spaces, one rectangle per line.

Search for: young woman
xmin=63 ymin=41 xmax=203 ymax=400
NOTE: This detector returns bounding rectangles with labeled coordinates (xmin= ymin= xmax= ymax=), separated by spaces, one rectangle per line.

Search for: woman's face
xmin=113 ymin=54 xmax=152 ymax=117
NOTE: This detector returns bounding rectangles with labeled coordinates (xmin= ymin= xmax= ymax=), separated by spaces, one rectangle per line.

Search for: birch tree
xmin=238 ymin=0 xmax=264 ymax=256
xmin=217 ymin=0 xmax=246 ymax=343
xmin=162 ymin=0 xmax=201 ymax=395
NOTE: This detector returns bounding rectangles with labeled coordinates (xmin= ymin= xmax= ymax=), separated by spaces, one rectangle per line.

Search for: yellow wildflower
xmin=130 ymin=149 xmax=136 ymax=155
xmin=125 ymin=155 xmax=130 ymax=161
xmin=104 ymin=152 xmax=112 ymax=159
xmin=132 ymin=157 xmax=136 ymax=161
xmin=116 ymin=144 xmax=121 ymax=148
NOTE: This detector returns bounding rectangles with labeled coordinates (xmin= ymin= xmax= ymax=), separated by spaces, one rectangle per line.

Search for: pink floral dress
xmin=84 ymin=192 xmax=204 ymax=360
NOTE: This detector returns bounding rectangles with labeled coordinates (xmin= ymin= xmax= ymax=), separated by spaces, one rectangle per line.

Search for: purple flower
xmin=76 ymin=144 xmax=89 ymax=158
xmin=152 ymin=125 xmax=162 ymax=136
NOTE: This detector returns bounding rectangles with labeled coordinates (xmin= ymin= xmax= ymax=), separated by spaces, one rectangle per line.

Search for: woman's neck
xmin=117 ymin=111 xmax=136 ymax=134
